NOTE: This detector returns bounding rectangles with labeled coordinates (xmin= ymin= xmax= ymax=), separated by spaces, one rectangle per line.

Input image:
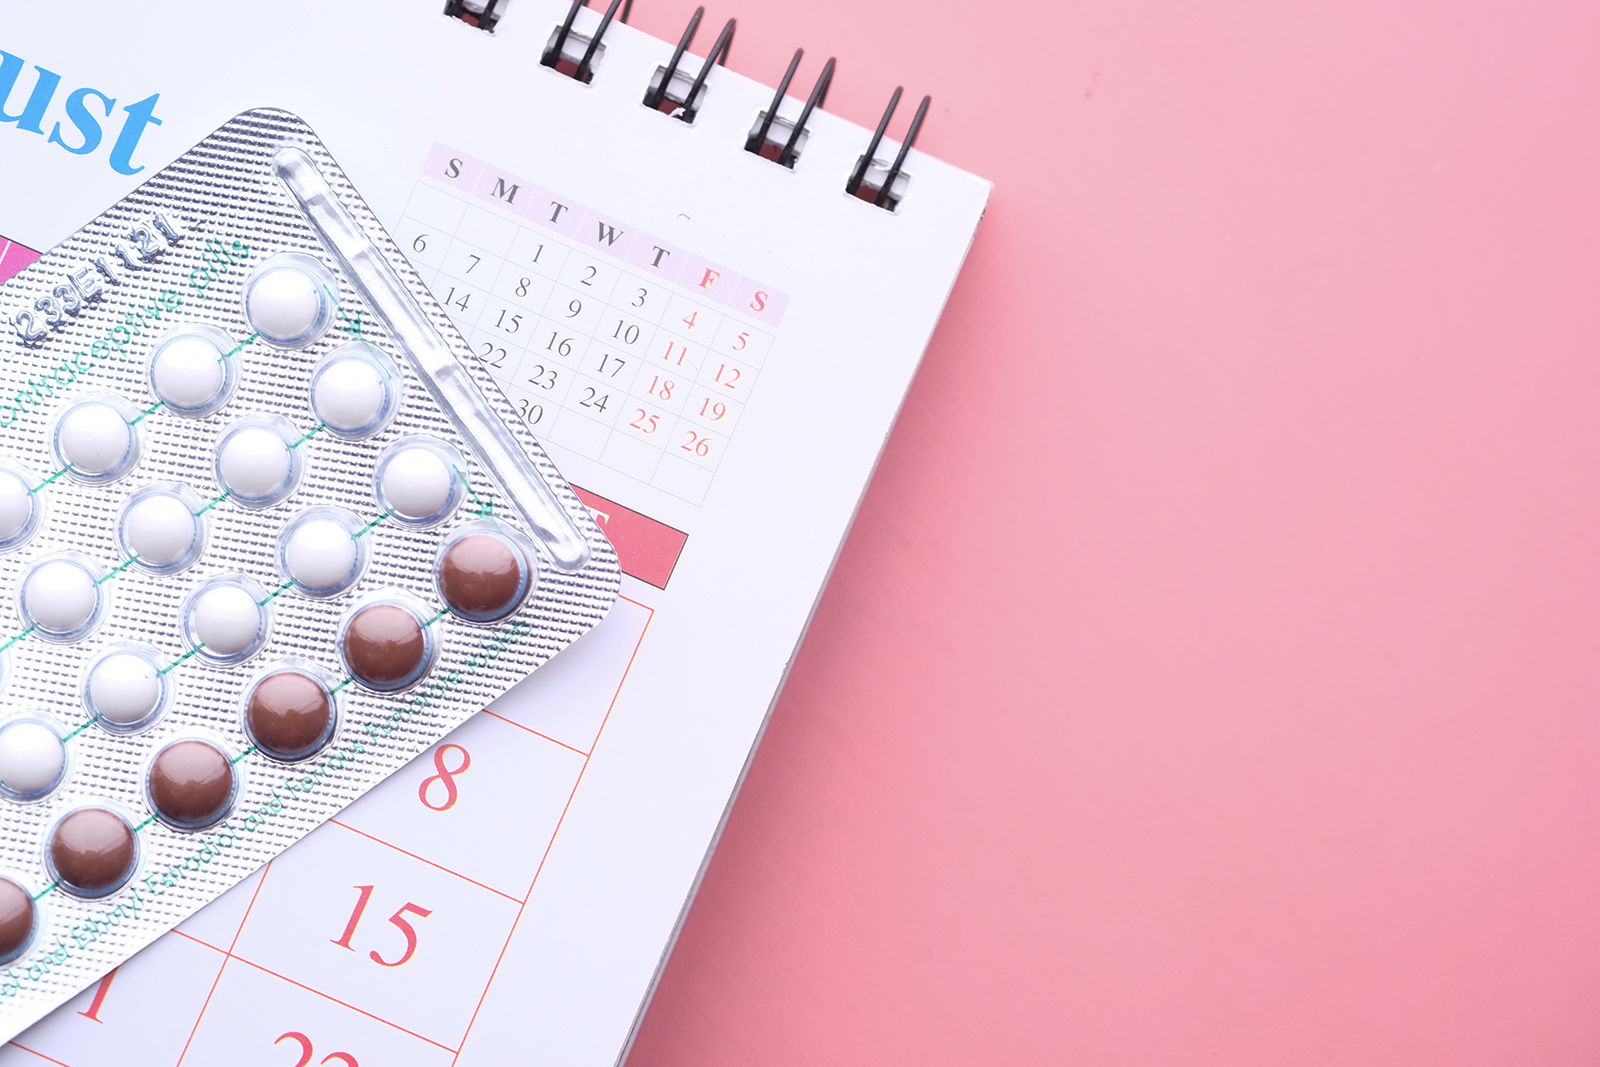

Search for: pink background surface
xmin=619 ymin=2 xmax=1600 ymax=1064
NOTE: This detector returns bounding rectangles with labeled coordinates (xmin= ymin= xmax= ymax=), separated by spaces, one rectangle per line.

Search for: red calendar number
xmin=276 ymin=1031 xmax=360 ymax=1067
xmin=647 ymin=376 xmax=676 ymax=402
xmin=418 ymin=744 xmax=471 ymax=812
xmin=681 ymin=431 xmax=713 ymax=458
xmin=660 ymin=340 xmax=689 ymax=366
xmin=713 ymin=363 xmax=741 ymax=391
xmin=630 ymin=409 xmax=660 ymax=434
xmin=330 ymin=885 xmax=434 ymax=968
xmin=699 ymin=399 xmax=727 ymax=422
xmin=681 ymin=310 xmax=699 ymax=331
xmin=77 ymin=967 xmax=117 ymax=1023
xmin=731 ymin=331 xmax=749 ymax=352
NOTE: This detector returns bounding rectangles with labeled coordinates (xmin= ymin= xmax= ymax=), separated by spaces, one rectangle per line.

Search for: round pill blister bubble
xmin=374 ymin=437 xmax=463 ymax=525
xmin=85 ymin=648 xmax=165 ymax=731
xmin=19 ymin=557 xmax=102 ymax=641
xmin=0 ymin=718 xmax=65 ymax=799
xmin=436 ymin=525 xmax=534 ymax=623
xmin=147 ymin=325 xmax=240 ymax=417
xmin=48 ymin=806 xmax=137 ymax=898
xmin=182 ymin=576 xmax=269 ymax=664
xmin=52 ymin=396 xmax=140 ymax=484
xmin=0 ymin=877 xmax=36 ymax=964
xmin=147 ymin=737 xmax=237 ymax=830
xmin=244 ymin=668 xmax=335 ymax=762
xmin=310 ymin=343 xmax=401 ymax=439
xmin=0 ymin=468 xmax=41 ymax=550
xmin=118 ymin=485 xmax=204 ymax=572
xmin=242 ymin=253 xmax=336 ymax=347
xmin=340 ymin=599 xmax=434 ymax=692
xmin=280 ymin=508 xmax=363 ymax=597
xmin=215 ymin=418 xmax=302 ymax=509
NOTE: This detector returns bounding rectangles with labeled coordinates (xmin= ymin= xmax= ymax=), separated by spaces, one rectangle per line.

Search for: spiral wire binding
xmin=846 ymin=87 xmax=931 ymax=210
xmin=646 ymin=5 xmax=706 ymax=111
xmin=542 ymin=0 xmax=634 ymax=77
xmin=453 ymin=1 xmax=933 ymax=206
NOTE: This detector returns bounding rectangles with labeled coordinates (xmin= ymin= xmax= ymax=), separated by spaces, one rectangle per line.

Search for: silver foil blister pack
xmin=0 ymin=108 xmax=621 ymax=1036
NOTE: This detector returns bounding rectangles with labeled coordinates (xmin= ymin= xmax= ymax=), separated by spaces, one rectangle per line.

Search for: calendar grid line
xmin=172 ymin=858 xmax=274 ymax=1067
xmin=479 ymin=708 xmax=591 ymax=757
xmin=7 ymin=1041 xmax=69 ymax=1065
xmin=447 ymin=602 xmax=656 ymax=1066
xmin=326 ymin=819 xmax=523 ymax=904
xmin=228 ymin=957 xmax=460 ymax=1055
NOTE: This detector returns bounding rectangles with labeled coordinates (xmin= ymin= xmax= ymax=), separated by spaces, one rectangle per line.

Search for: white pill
xmin=58 ymin=403 xmax=132 ymax=476
xmin=285 ymin=518 xmax=357 ymax=591
xmin=219 ymin=427 xmax=292 ymax=501
xmin=88 ymin=653 xmax=161 ymax=726
xmin=246 ymin=267 xmax=324 ymax=344
xmin=191 ymin=585 xmax=262 ymax=656
xmin=0 ymin=720 xmax=64 ymax=795
xmin=314 ymin=358 xmax=388 ymax=433
xmin=381 ymin=448 xmax=453 ymax=520
xmin=0 ymin=471 xmax=34 ymax=542
xmin=151 ymin=335 xmax=226 ymax=409
xmin=23 ymin=560 xmax=98 ymax=635
xmin=125 ymin=493 xmax=198 ymax=566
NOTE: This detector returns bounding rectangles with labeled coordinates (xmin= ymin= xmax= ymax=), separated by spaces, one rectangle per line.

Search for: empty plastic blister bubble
xmin=215 ymin=416 xmax=304 ymax=509
xmin=0 ymin=466 xmax=43 ymax=552
xmin=0 ymin=717 xmax=66 ymax=801
xmin=278 ymin=507 xmax=366 ymax=597
xmin=310 ymin=342 xmax=403 ymax=438
xmin=147 ymin=325 xmax=241 ymax=417
xmin=243 ymin=252 xmax=337 ymax=347
xmin=373 ymin=436 xmax=465 ymax=526
xmin=83 ymin=645 xmax=169 ymax=733
xmin=50 ymin=394 xmax=141 ymax=485
xmin=117 ymin=483 xmax=205 ymax=573
xmin=182 ymin=574 xmax=270 ymax=665
xmin=18 ymin=555 xmax=104 ymax=642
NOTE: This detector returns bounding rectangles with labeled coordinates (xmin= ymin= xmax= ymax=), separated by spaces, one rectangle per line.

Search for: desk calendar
xmin=0 ymin=0 xmax=989 ymax=1063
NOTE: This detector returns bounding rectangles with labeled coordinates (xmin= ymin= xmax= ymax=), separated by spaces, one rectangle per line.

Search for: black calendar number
xmin=516 ymin=277 xmax=531 ymax=297
xmin=632 ymin=287 xmax=648 ymax=307
xmin=580 ymin=265 xmax=596 ymax=287
xmin=494 ymin=309 xmax=522 ymax=334
xmin=444 ymin=287 xmax=471 ymax=311
xmin=566 ymin=298 xmax=583 ymax=318
xmin=597 ymin=352 xmax=627 ymax=378
xmin=476 ymin=342 xmax=507 ymax=369
xmin=465 ymin=254 xmax=482 ymax=274
xmin=611 ymin=320 xmax=639 ymax=346
xmin=517 ymin=398 xmax=545 ymax=425
xmin=579 ymin=387 xmax=609 ymax=413
xmin=527 ymin=364 xmax=559 ymax=390
xmin=546 ymin=333 xmax=573 ymax=357
xmin=412 ymin=234 xmax=429 ymax=253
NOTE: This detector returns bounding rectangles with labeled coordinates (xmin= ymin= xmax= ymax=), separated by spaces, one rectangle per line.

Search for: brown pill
xmin=148 ymin=739 xmax=236 ymax=828
xmin=343 ymin=603 xmax=428 ymax=690
xmin=0 ymin=878 xmax=34 ymax=961
xmin=246 ymin=671 xmax=333 ymax=761
xmin=438 ymin=535 xmax=527 ymax=621
xmin=49 ymin=807 xmax=136 ymax=897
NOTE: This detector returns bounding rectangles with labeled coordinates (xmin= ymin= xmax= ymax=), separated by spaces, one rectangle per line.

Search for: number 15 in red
xmin=330 ymin=885 xmax=433 ymax=968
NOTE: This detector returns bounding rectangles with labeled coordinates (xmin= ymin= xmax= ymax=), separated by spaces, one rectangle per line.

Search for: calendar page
xmin=0 ymin=3 xmax=989 ymax=1064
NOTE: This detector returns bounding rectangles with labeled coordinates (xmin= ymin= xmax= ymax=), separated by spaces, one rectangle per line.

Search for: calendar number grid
xmin=396 ymin=186 xmax=775 ymax=507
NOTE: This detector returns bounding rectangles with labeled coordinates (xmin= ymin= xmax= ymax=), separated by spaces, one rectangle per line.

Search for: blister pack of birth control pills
xmin=0 ymin=108 xmax=620 ymax=1036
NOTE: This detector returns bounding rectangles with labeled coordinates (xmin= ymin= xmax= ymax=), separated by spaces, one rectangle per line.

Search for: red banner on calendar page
xmin=572 ymin=486 xmax=687 ymax=590
xmin=0 ymin=237 xmax=40 ymax=286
